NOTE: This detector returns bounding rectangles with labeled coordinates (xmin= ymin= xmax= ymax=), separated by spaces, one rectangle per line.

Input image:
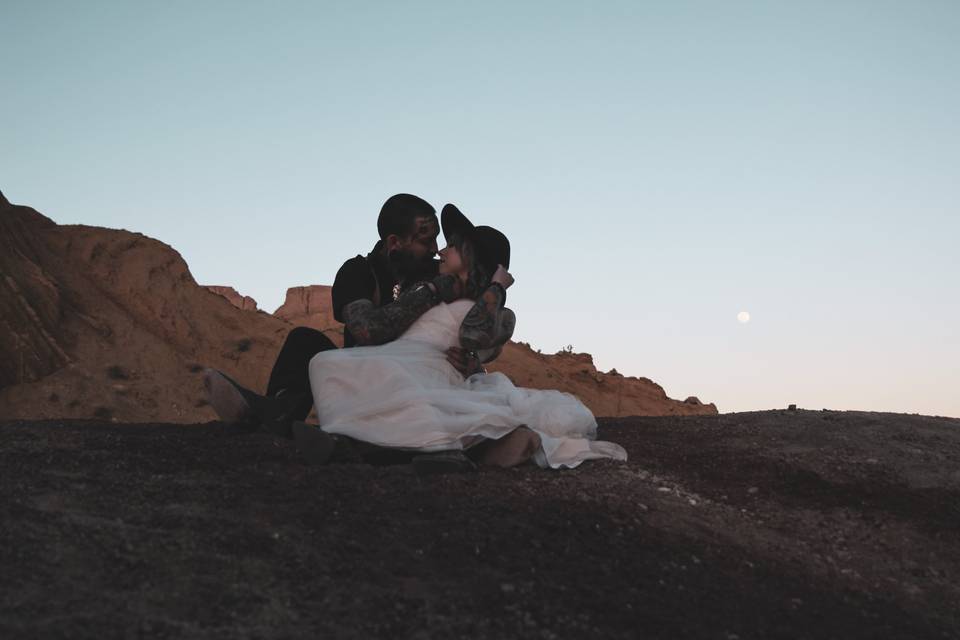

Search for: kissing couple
xmin=205 ymin=194 xmax=626 ymax=472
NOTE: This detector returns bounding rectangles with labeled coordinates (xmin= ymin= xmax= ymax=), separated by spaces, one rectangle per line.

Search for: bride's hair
xmin=446 ymin=232 xmax=492 ymax=296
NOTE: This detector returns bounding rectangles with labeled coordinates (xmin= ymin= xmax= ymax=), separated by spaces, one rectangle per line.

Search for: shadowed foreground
xmin=1 ymin=410 xmax=958 ymax=639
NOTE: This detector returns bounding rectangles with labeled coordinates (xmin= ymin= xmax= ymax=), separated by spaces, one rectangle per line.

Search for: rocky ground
xmin=1 ymin=410 xmax=958 ymax=639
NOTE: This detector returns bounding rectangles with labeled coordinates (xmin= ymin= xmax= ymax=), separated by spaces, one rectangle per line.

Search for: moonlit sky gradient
xmin=3 ymin=2 xmax=958 ymax=416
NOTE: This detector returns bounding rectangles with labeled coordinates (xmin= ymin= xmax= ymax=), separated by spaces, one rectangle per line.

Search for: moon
xmin=737 ymin=311 xmax=750 ymax=324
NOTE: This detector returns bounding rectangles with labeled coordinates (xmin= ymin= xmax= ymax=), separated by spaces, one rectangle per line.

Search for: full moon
xmin=737 ymin=311 xmax=751 ymax=323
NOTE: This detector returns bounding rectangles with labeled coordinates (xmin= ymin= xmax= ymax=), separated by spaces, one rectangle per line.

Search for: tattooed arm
xmin=343 ymin=274 xmax=462 ymax=346
xmin=459 ymin=284 xmax=516 ymax=352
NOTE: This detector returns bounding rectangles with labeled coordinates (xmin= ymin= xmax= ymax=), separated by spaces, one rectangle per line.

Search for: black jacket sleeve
xmin=331 ymin=256 xmax=376 ymax=323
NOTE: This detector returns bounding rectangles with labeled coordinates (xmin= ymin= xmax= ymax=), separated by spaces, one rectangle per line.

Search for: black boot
xmin=204 ymin=369 xmax=263 ymax=434
xmin=259 ymin=390 xmax=314 ymax=438
xmin=205 ymin=369 xmax=314 ymax=438
xmin=291 ymin=421 xmax=338 ymax=465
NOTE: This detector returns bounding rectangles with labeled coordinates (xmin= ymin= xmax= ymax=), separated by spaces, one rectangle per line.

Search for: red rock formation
xmin=486 ymin=344 xmax=717 ymax=417
xmin=0 ymin=194 xmax=72 ymax=389
xmin=205 ymin=286 xmax=259 ymax=311
xmin=273 ymin=285 xmax=343 ymax=346
xmin=0 ymin=193 xmax=290 ymax=422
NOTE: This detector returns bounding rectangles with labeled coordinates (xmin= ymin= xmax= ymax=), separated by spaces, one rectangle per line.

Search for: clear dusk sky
xmin=2 ymin=1 xmax=958 ymax=416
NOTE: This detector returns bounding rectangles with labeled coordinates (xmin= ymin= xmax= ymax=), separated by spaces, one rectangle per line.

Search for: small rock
xmin=500 ymin=583 xmax=516 ymax=593
xmin=747 ymin=487 xmax=759 ymax=494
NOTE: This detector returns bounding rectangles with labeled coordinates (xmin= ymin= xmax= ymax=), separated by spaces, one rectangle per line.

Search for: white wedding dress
xmin=308 ymin=300 xmax=627 ymax=469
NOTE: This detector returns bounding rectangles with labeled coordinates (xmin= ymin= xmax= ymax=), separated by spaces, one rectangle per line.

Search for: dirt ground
xmin=1 ymin=410 xmax=958 ymax=639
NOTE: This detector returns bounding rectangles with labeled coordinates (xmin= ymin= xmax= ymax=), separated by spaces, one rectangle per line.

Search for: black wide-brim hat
xmin=440 ymin=204 xmax=510 ymax=275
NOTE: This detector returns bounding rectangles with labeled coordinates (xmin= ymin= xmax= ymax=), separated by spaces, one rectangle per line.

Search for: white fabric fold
xmin=309 ymin=300 xmax=627 ymax=469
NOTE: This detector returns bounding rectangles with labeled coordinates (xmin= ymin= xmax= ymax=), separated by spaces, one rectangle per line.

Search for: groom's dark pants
xmin=266 ymin=327 xmax=337 ymax=398
xmin=266 ymin=326 xmax=414 ymax=465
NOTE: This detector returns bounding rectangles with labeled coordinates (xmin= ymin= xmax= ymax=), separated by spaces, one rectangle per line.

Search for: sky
xmin=2 ymin=1 xmax=958 ymax=417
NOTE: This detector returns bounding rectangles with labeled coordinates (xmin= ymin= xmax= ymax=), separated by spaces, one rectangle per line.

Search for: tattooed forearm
xmin=343 ymin=274 xmax=463 ymax=345
xmin=459 ymin=284 xmax=515 ymax=351
xmin=342 ymin=285 xmax=437 ymax=346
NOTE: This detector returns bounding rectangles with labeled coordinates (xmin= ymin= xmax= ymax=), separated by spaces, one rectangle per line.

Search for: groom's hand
xmin=446 ymin=346 xmax=483 ymax=378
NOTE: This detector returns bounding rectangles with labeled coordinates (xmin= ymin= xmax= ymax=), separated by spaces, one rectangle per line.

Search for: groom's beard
xmin=389 ymin=249 xmax=439 ymax=284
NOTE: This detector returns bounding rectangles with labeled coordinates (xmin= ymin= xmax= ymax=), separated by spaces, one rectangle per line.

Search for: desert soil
xmin=1 ymin=410 xmax=958 ymax=639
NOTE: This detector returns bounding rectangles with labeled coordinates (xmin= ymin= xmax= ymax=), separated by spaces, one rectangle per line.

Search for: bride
xmin=302 ymin=205 xmax=627 ymax=469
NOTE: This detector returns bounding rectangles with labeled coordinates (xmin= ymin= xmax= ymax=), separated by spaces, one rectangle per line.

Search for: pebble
xmin=747 ymin=487 xmax=759 ymax=494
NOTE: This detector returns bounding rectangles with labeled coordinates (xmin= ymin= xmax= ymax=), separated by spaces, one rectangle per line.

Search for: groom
xmin=205 ymin=193 xmax=495 ymax=438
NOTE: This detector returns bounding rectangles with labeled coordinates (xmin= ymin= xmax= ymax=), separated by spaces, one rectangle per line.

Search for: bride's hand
xmin=491 ymin=264 xmax=514 ymax=290
xmin=446 ymin=346 xmax=482 ymax=378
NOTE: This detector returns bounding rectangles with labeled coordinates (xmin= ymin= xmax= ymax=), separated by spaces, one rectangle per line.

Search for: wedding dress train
xmin=308 ymin=300 xmax=627 ymax=469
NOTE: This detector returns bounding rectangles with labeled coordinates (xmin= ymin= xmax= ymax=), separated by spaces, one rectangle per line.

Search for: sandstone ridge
xmin=0 ymin=196 xmax=292 ymax=422
xmin=205 ymin=286 xmax=258 ymax=311
xmin=273 ymin=285 xmax=343 ymax=346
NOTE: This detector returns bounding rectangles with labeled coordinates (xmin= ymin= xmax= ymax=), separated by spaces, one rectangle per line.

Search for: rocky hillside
xmin=487 ymin=344 xmax=712 ymax=417
xmin=0 ymin=193 xmax=715 ymax=421
xmin=0 ymin=192 xmax=70 ymax=389
xmin=0 ymin=192 xmax=290 ymax=422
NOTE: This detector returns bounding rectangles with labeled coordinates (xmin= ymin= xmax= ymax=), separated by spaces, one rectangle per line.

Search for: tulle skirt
xmin=309 ymin=338 xmax=626 ymax=469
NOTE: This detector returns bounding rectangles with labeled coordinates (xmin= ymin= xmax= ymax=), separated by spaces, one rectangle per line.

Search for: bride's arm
xmin=459 ymin=284 xmax=515 ymax=352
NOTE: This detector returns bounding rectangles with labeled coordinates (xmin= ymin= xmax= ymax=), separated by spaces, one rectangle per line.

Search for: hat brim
xmin=440 ymin=204 xmax=474 ymax=241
